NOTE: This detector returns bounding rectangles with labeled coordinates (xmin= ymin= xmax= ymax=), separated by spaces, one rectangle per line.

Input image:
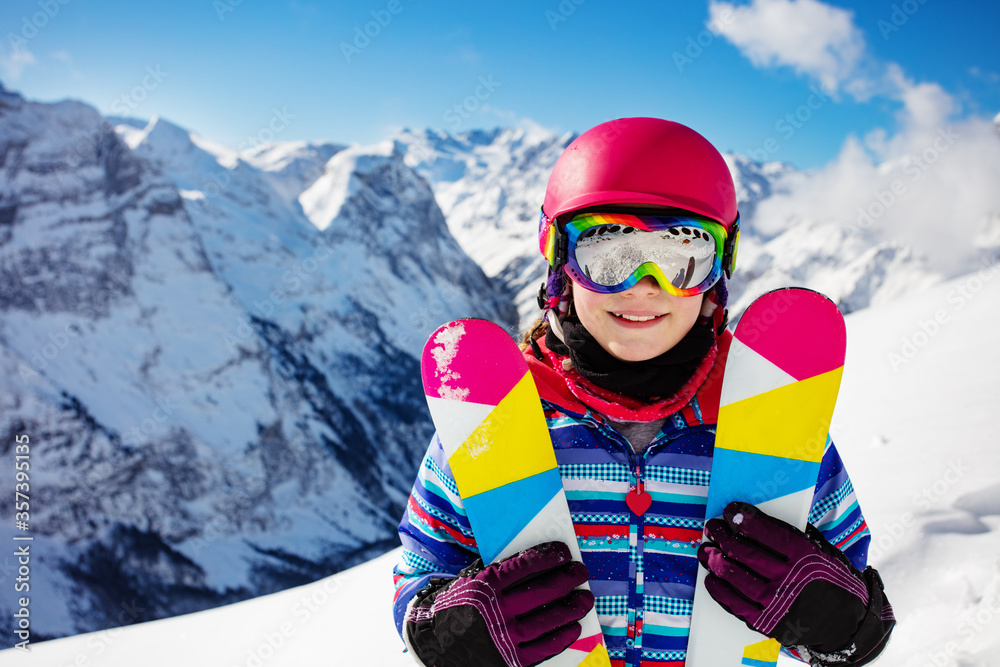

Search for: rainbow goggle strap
xmin=540 ymin=210 xmax=739 ymax=296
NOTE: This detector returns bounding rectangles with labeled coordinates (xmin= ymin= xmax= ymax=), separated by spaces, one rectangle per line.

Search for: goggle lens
xmin=565 ymin=212 xmax=726 ymax=296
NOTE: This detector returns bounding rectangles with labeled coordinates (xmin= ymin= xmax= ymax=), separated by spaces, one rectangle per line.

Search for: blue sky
xmin=1 ymin=0 xmax=998 ymax=168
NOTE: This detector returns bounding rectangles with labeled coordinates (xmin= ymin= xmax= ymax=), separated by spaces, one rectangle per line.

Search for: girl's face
xmin=571 ymin=276 xmax=705 ymax=362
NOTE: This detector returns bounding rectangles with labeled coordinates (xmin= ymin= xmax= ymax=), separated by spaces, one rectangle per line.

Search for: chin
xmin=609 ymin=343 xmax=668 ymax=362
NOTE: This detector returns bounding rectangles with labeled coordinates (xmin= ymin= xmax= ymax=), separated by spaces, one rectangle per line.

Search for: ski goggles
xmin=542 ymin=211 xmax=736 ymax=296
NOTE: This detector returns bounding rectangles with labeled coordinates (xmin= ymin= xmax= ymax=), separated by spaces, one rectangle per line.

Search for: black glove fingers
xmin=519 ymin=622 xmax=582 ymax=666
xmin=705 ymin=520 xmax=781 ymax=581
xmin=503 ymin=561 xmax=591 ymax=616
xmin=496 ymin=541 xmax=573 ymax=588
xmin=695 ymin=503 xmax=896 ymax=663
xmin=514 ymin=589 xmax=595 ymax=642
xmin=698 ymin=542 xmax=771 ymax=602
xmin=723 ymin=502 xmax=801 ymax=556
xmin=704 ymin=572 xmax=763 ymax=621
xmin=405 ymin=543 xmax=595 ymax=667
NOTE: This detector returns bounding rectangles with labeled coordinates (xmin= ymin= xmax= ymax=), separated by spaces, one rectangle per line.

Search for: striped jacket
xmin=392 ymin=330 xmax=871 ymax=667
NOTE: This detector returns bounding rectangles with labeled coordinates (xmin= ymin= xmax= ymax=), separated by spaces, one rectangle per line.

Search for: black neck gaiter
xmin=545 ymin=316 xmax=715 ymax=402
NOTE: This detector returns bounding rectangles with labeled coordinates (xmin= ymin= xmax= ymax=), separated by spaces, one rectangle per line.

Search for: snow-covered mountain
xmin=0 ymin=83 xmax=515 ymax=645
xmin=395 ymin=126 xmax=573 ymax=327
xmin=7 ymin=269 xmax=999 ymax=666
xmin=3 ymin=74 xmax=996 ymax=649
xmin=392 ymin=127 xmax=945 ymax=330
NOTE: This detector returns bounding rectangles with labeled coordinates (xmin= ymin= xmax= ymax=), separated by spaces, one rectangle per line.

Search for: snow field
xmin=821 ymin=269 xmax=1000 ymax=667
xmin=2 ymin=549 xmax=411 ymax=667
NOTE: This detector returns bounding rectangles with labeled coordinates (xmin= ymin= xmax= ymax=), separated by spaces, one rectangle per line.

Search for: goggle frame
xmin=540 ymin=210 xmax=739 ymax=297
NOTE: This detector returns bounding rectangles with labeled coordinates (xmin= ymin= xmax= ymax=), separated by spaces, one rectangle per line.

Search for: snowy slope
xmin=827 ymin=265 xmax=1000 ymax=667
xmin=6 ymin=267 xmax=998 ymax=666
xmin=1 ymin=549 xmax=413 ymax=667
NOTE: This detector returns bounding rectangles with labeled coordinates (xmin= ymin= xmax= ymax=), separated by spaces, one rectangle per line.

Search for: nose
xmin=626 ymin=275 xmax=661 ymax=295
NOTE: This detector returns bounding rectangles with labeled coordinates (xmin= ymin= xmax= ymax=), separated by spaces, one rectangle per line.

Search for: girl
xmin=393 ymin=118 xmax=895 ymax=667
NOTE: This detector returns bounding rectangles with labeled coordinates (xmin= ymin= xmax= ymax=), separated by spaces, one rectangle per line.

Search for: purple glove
xmin=698 ymin=502 xmax=895 ymax=665
xmin=404 ymin=541 xmax=594 ymax=667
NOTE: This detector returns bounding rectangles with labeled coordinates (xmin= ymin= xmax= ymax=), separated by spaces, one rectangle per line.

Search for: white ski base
xmin=688 ymin=567 xmax=767 ymax=666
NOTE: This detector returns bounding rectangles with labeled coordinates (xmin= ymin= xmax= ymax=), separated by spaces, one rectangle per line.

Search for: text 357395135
xmin=14 ymin=433 xmax=32 ymax=652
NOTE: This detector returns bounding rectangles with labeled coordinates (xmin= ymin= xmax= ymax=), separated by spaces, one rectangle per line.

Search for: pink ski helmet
xmin=541 ymin=117 xmax=738 ymax=228
xmin=537 ymin=118 xmax=739 ymax=321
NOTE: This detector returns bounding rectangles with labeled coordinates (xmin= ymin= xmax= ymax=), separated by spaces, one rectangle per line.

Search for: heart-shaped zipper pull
xmin=627 ymin=468 xmax=652 ymax=516
xmin=627 ymin=488 xmax=652 ymax=516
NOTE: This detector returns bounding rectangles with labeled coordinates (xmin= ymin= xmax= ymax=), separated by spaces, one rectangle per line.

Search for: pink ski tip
xmin=736 ymin=289 xmax=846 ymax=380
xmin=568 ymin=631 xmax=606 ymax=655
xmin=421 ymin=319 xmax=528 ymax=406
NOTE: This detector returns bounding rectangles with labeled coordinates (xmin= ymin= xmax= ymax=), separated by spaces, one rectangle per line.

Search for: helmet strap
xmin=536 ymin=281 xmax=549 ymax=310
xmin=551 ymin=220 xmax=568 ymax=269
xmin=722 ymin=215 xmax=740 ymax=279
xmin=545 ymin=308 xmax=567 ymax=344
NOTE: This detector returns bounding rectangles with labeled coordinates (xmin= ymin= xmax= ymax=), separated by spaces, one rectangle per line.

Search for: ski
xmin=421 ymin=318 xmax=611 ymax=667
xmin=687 ymin=288 xmax=848 ymax=667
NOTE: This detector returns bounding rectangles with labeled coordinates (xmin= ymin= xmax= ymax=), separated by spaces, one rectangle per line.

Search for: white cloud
xmin=708 ymin=0 xmax=865 ymax=93
xmin=0 ymin=46 xmax=38 ymax=82
xmin=754 ymin=116 xmax=1000 ymax=272
xmin=875 ymin=64 xmax=958 ymax=159
xmin=712 ymin=0 xmax=1000 ymax=276
xmin=707 ymin=0 xmax=957 ymax=132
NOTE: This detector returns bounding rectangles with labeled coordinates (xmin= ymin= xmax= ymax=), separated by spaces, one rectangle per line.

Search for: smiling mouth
xmin=610 ymin=312 xmax=666 ymax=322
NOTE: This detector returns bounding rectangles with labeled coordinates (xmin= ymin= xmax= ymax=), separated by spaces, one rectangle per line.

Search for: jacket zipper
xmin=629 ymin=460 xmax=646 ymax=667
xmin=584 ymin=412 xmax=654 ymax=667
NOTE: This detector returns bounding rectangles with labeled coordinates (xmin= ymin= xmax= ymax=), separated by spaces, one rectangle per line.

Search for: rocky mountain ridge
xmin=0 ymin=84 xmax=514 ymax=645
